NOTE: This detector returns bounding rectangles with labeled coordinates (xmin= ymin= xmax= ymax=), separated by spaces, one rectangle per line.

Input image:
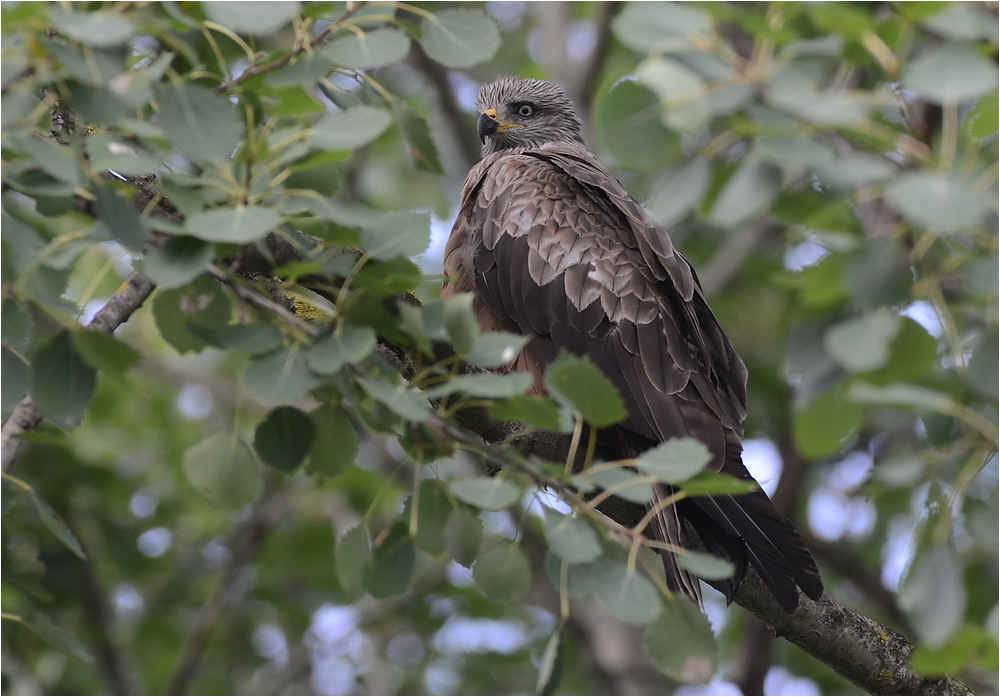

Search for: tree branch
xmin=1 ymin=273 xmax=156 ymax=473
xmin=409 ymin=43 xmax=481 ymax=171
xmin=164 ymin=481 xmax=289 ymax=695
xmin=722 ymin=569 xmax=968 ymax=696
xmin=78 ymin=556 xmax=137 ymax=695
xmin=576 ymin=2 xmax=621 ymax=109
xmin=214 ymin=1 xmax=370 ymax=93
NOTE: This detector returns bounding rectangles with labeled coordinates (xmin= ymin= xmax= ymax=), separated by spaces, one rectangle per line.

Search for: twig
xmin=215 ymin=1 xmax=369 ymax=93
xmin=204 ymin=264 xmax=319 ymax=337
xmin=1 ymin=273 xmax=156 ymax=472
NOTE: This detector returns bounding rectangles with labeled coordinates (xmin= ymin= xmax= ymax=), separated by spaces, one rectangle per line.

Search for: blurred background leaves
xmin=1 ymin=1 xmax=996 ymax=695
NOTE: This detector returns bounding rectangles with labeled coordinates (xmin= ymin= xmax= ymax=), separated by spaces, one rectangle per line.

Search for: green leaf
xmin=203 ymin=1 xmax=300 ymax=35
xmin=240 ymin=347 xmax=321 ymax=404
xmin=768 ymin=89 xmax=873 ymax=126
xmin=138 ymin=237 xmax=212 ymax=289
xmin=14 ymin=134 xmax=80 ymax=188
xmin=464 ymin=332 xmax=530 ymax=368
xmin=757 ymin=134 xmax=836 ymax=169
xmin=403 ymin=480 xmax=454 ymax=555
xmin=966 ymin=332 xmax=999 ymax=400
xmin=442 ymin=292 xmax=476 ymax=354
xmin=593 ymin=561 xmax=662 ymax=626
xmin=612 ymin=2 xmax=711 ymax=53
xmin=2 ymin=299 xmax=32 ymax=346
xmin=14 ymin=610 xmax=93 ymax=663
xmin=49 ymin=8 xmax=134 ymax=47
xmin=884 ymin=172 xmax=989 ymax=230
xmin=922 ymin=5 xmax=1000 ymax=41
xmin=307 ymin=326 xmax=376 ymax=375
xmin=903 ymin=43 xmax=998 ymax=105
xmin=585 ymin=467 xmax=654 ymax=504
xmin=636 ymin=438 xmax=712 ymax=484
xmin=708 ymin=159 xmax=782 ymax=228
xmin=445 ymin=507 xmax=482 ymax=567
xmin=184 ymin=205 xmax=281 ymax=244
xmin=307 ymin=105 xmax=393 ymax=151
xmin=637 ymin=57 xmax=709 ymax=133
xmin=86 ymin=134 xmax=162 ymax=175
xmin=182 ymin=434 xmax=262 ymax=509
xmin=205 ymin=323 xmax=284 ymax=354
xmin=419 ymin=9 xmax=500 ymax=68
xmin=679 ymin=472 xmax=758 ymax=496
xmin=544 ymin=555 xmax=601 ymax=598
xmin=473 ymin=541 xmax=532 ymax=601
xmin=900 ymin=543 xmax=967 ymax=647
xmin=157 ymin=82 xmax=244 ymax=164
xmin=324 ymin=26 xmax=410 ymax=69
xmin=1 ymin=346 xmax=28 ymax=414
xmin=264 ymin=51 xmax=332 ymax=86
xmin=17 ymin=484 xmax=86 ymax=560
xmin=352 ymin=257 xmax=422 ymax=298
xmin=823 ymin=311 xmax=903 ymax=373
xmin=814 ymin=155 xmax=895 ymax=190
xmin=359 ymin=211 xmax=431 ymax=261
xmin=644 ymin=597 xmax=717 ymax=683
xmin=676 ymin=550 xmax=735 ymax=580
xmin=794 ymin=387 xmax=864 ymax=459
xmin=397 ymin=107 xmax=444 ymax=174
xmin=544 ymin=511 xmax=602 ymax=564
xmin=488 ymin=395 xmax=571 ymax=433
xmin=596 ymin=79 xmax=674 ymax=171
xmin=911 ymin=624 xmax=998 ymax=675
xmin=848 ymin=383 xmax=975 ymax=420
xmin=28 ymin=331 xmax=96 ymax=428
xmin=253 ymin=406 xmax=316 ymax=473
xmin=306 ymin=404 xmax=358 ymax=477
xmin=358 ymin=376 xmax=431 ymax=422
xmin=70 ymin=331 xmax=140 ymax=378
xmin=363 ymin=521 xmax=415 ymax=599
xmin=844 ymin=238 xmax=909 ymax=308
xmin=152 ymin=275 xmax=234 ymax=354
xmin=536 ymin=621 xmax=567 ymax=695
xmin=807 ymin=3 xmax=872 ymax=39
xmin=272 ymin=86 xmax=323 ymax=117
xmin=426 ymin=373 xmax=533 ymax=399
xmin=450 ymin=477 xmax=521 ymax=512
xmin=335 ymin=526 xmax=369 ymax=598
xmin=648 ymin=157 xmax=710 ymax=226
xmin=543 ymin=353 xmax=627 ymax=428
xmin=965 ymin=94 xmax=999 ymax=139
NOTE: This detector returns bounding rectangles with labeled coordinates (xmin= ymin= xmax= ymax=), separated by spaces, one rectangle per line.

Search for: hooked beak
xmin=477 ymin=108 xmax=499 ymax=144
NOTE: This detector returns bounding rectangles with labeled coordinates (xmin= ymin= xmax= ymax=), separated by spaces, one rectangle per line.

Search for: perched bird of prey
xmin=443 ymin=76 xmax=823 ymax=613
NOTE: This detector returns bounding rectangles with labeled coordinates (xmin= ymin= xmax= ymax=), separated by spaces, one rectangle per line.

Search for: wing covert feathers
xmin=445 ymin=141 xmax=822 ymax=613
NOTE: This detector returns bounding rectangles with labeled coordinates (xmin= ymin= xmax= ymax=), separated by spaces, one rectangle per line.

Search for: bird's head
xmin=475 ymin=76 xmax=585 ymax=156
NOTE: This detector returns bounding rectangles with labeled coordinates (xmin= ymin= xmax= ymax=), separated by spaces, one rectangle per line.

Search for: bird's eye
xmin=518 ymin=104 xmax=533 ymax=117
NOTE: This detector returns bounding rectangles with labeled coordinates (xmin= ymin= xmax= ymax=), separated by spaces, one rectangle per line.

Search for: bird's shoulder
xmin=460 ymin=142 xmax=696 ymax=302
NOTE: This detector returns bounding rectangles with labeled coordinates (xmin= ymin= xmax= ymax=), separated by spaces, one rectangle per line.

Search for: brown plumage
xmin=443 ymin=76 xmax=823 ymax=613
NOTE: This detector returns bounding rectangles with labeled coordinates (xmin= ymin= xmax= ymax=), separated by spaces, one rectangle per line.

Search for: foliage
xmin=1 ymin=2 xmax=997 ymax=695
